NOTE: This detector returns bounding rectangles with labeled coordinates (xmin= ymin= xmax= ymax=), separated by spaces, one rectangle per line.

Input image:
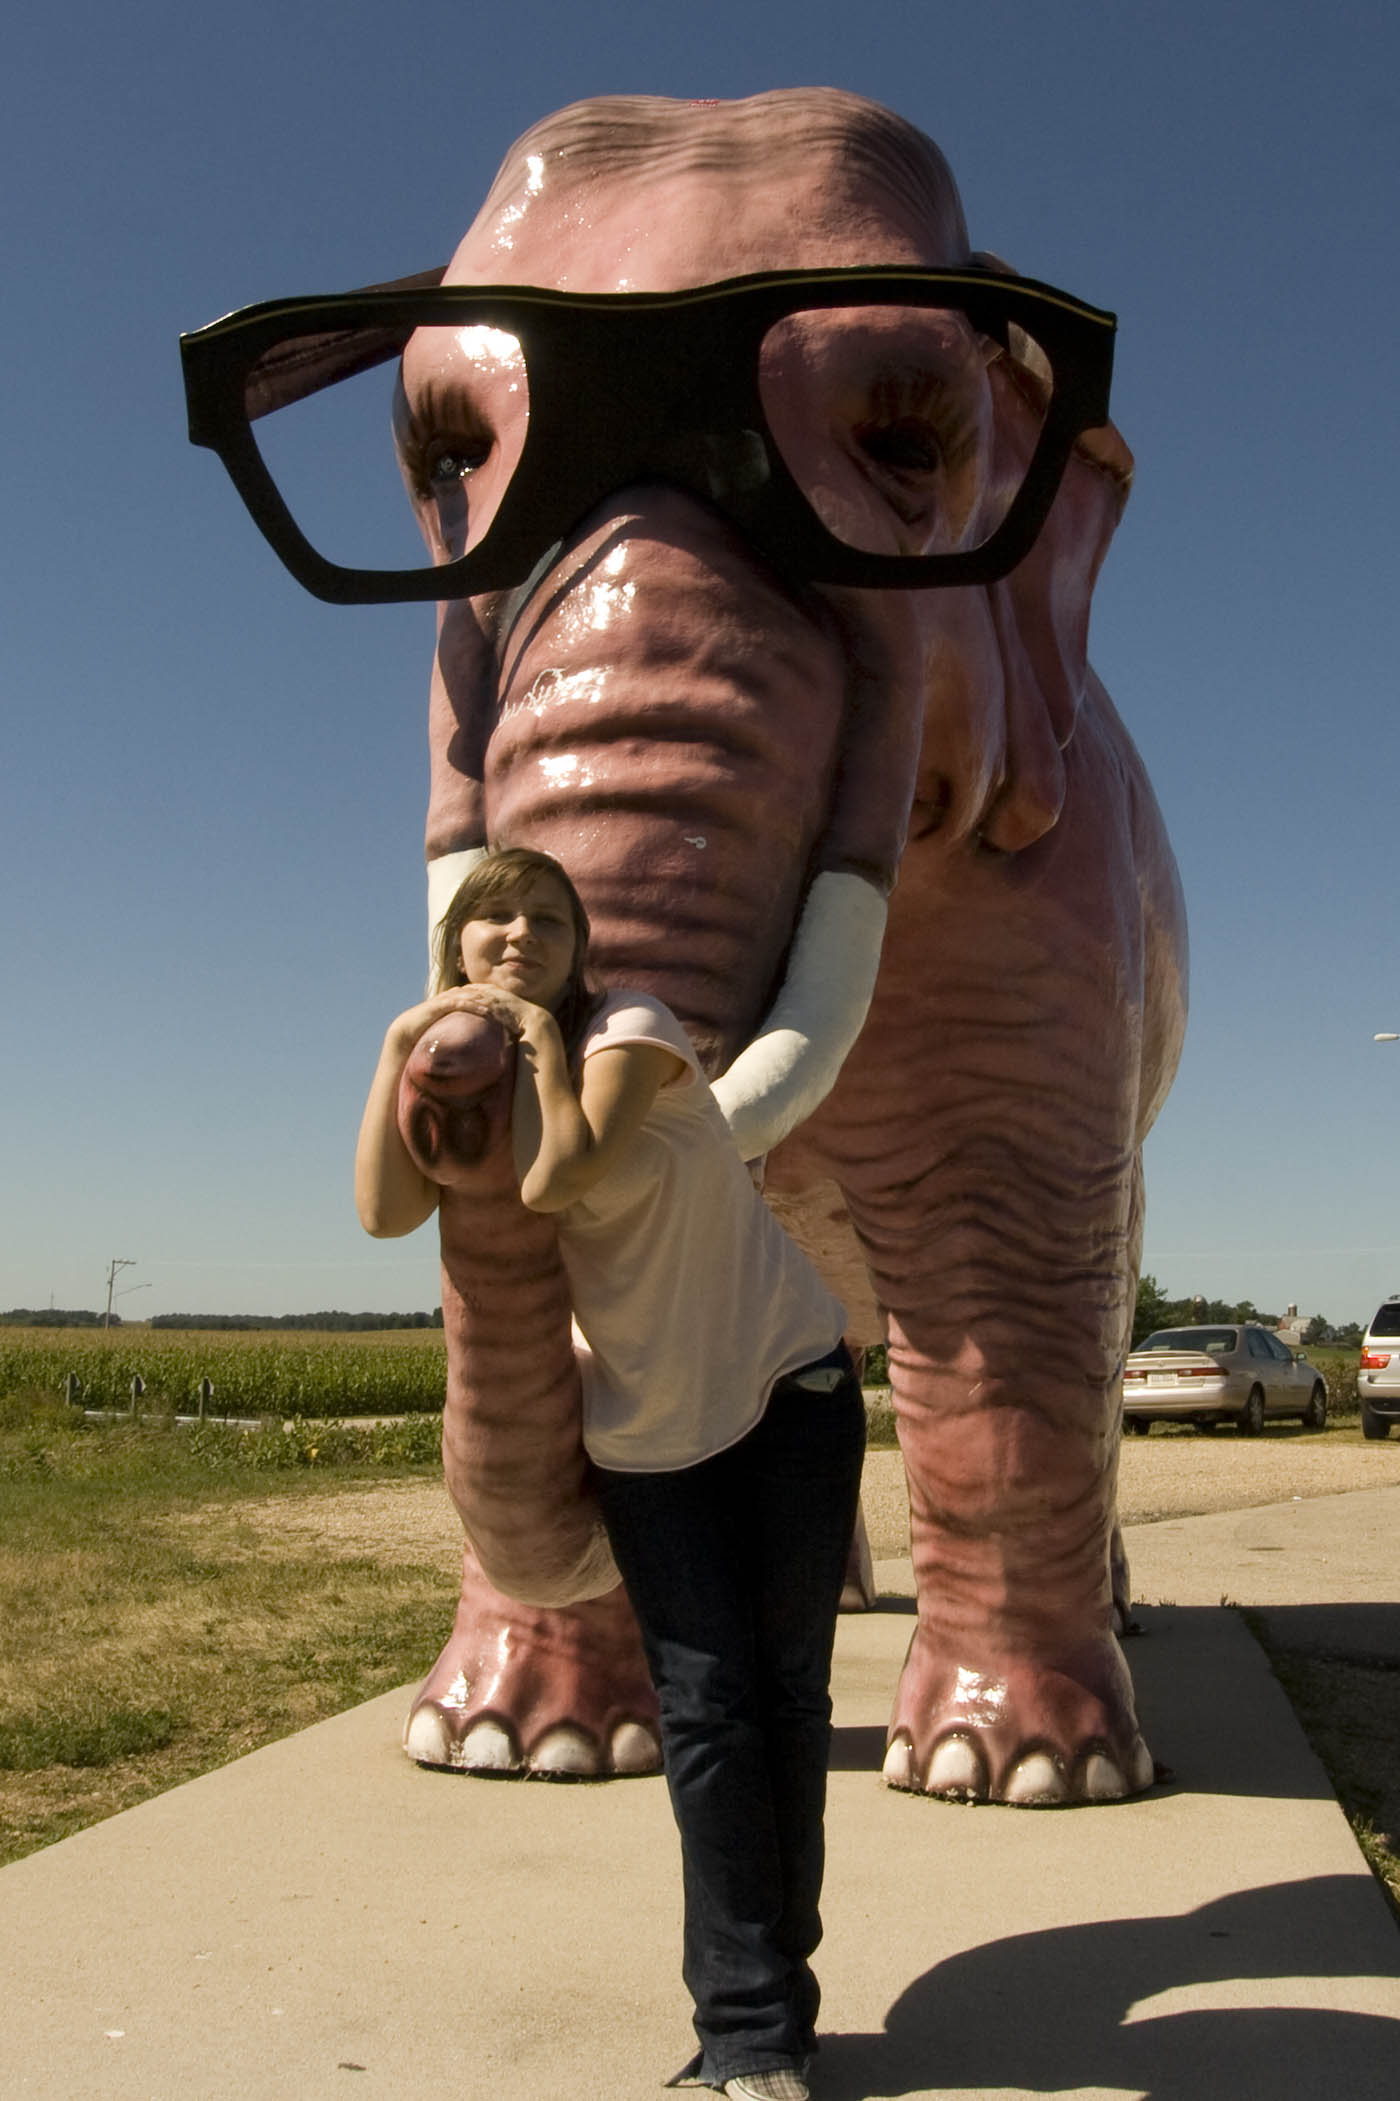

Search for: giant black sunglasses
xmin=180 ymin=264 xmax=1115 ymax=605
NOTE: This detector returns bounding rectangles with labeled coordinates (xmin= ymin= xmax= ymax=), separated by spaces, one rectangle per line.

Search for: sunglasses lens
xmin=759 ymin=306 xmax=1051 ymax=558
xmin=245 ymin=323 xmax=529 ymax=574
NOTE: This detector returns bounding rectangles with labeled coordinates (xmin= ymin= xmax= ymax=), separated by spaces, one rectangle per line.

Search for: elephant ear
xmin=971 ymin=251 xmax=1134 ymax=851
xmin=243 ymin=266 xmax=446 ymax=420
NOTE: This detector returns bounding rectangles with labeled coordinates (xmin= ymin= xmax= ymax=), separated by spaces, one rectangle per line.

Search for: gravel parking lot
xmin=1113 ymin=1432 xmax=1400 ymax=1523
xmin=860 ymin=1430 xmax=1400 ymax=1557
xmin=226 ymin=1426 xmax=1400 ymax=1567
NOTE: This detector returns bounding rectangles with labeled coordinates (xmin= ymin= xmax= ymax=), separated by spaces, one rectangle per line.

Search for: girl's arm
xmin=510 ymin=1005 xmax=685 ymax=1214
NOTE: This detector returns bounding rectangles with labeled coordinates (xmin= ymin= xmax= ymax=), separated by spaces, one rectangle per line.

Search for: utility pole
xmin=104 ymin=1258 xmax=137 ymax=1332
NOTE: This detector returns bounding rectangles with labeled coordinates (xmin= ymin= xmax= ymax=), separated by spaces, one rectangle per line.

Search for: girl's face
xmin=457 ymin=872 xmax=578 ymax=1010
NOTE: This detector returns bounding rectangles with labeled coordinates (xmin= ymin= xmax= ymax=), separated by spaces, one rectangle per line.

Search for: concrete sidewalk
xmin=4 ymin=1491 xmax=1399 ymax=2100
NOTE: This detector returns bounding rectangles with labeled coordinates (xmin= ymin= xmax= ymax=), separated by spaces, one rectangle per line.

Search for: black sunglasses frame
xmin=180 ymin=266 xmax=1116 ymax=605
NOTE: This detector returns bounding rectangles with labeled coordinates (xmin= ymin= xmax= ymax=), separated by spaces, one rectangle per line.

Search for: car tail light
xmin=1180 ymin=1366 xmax=1226 ymax=1380
xmin=1123 ymin=1368 xmax=1145 ymax=1381
xmin=1361 ymin=1348 xmax=1392 ymax=1369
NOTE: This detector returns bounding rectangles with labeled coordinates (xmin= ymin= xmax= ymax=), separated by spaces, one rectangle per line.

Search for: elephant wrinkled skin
xmin=390 ymin=90 xmax=1187 ymax=1802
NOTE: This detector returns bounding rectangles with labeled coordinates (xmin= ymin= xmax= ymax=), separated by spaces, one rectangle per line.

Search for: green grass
xmin=0 ymin=1384 xmax=444 ymax=1473
xmin=0 ymin=1391 xmax=452 ymax=1864
xmin=1130 ymin=1418 xmax=1369 ymax=1446
xmin=0 ymin=1704 xmax=180 ymax=1772
xmin=1243 ymin=1616 xmax=1400 ymax=1923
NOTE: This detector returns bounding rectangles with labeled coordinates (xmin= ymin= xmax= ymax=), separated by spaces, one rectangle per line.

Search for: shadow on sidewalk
xmin=817 ymin=1875 xmax=1400 ymax=2100
xmin=1245 ymin=1600 xmax=1400 ymax=1663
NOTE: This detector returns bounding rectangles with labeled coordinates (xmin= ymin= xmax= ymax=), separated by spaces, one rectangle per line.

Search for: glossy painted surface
xmin=395 ymin=89 xmax=1187 ymax=1801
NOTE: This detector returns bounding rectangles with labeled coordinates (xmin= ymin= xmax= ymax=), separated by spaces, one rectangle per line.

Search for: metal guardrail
xmin=64 ymin=1370 xmax=270 ymax=1430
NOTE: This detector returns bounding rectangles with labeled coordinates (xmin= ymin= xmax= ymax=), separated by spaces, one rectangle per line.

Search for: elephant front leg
xmin=879 ymin=1340 xmax=1153 ymax=1803
xmin=405 ymin=1546 xmax=659 ymax=1776
xmin=812 ymin=786 xmax=1167 ymax=1804
xmin=853 ymin=1103 xmax=1155 ymax=1803
xmin=397 ymin=1010 xmax=660 ymax=1778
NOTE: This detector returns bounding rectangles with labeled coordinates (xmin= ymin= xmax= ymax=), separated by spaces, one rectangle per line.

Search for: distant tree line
xmin=147 ymin=1310 xmax=445 ymax=1330
xmin=0 ymin=1308 xmax=113 ymax=1327
xmin=1301 ymin=1313 xmax=1364 ymax=1348
xmin=4 ymin=1295 xmax=1364 ymax=1349
xmin=1133 ymin=1277 xmax=1361 ymax=1350
xmin=2 ymin=1308 xmax=443 ymax=1331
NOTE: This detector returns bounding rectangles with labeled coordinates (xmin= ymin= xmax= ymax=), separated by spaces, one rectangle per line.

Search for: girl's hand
xmin=384 ymin=986 xmax=524 ymax=1058
xmin=445 ymin=987 xmax=568 ymax=1063
xmin=444 ymin=985 xmax=544 ymax=1041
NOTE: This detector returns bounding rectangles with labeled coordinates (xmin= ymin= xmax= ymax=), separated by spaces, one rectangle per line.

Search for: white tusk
xmin=711 ymin=870 xmax=888 ymax=1162
xmin=426 ymin=846 xmax=489 ymax=989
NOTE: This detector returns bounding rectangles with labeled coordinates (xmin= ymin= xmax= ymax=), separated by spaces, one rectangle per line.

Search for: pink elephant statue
xmin=181 ymin=88 xmax=1187 ymax=1803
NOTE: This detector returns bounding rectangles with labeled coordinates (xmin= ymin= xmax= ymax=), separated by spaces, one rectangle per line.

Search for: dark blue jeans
xmin=594 ymin=1346 xmax=866 ymax=2087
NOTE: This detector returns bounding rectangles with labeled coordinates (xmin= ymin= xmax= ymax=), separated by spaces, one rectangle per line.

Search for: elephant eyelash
xmin=397 ymin=382 xmax=496 ymax=498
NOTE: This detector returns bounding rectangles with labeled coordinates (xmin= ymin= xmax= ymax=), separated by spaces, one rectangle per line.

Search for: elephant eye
xmin=426 ymin=437 xmax=491 ymax=487
xmin=400 ymin=431 xmax=492 ymax=500
xmin=856 ymin=419 xmax=943 ymax=475
xmin=761 ymin=306 xmax=1008 ymax=556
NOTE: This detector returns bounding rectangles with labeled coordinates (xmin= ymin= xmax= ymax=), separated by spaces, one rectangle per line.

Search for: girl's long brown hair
xmin=433 ymin=847 xmax=603 ymax=1059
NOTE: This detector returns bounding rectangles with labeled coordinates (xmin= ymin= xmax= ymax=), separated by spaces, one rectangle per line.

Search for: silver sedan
xmin=1122 ymin=1323 xmax=1328 ymax=1435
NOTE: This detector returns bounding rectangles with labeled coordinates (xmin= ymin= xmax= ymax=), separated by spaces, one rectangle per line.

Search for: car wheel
xmin=1237 ymin=1387 xmax=1265 ymax=1436
xmin=1362 ymin=1405 xmax=1391 ymax=1442
xmin=1124 ymin=1415 xmax=1150 ymax=1436
xmin=1302 ymin=1383 xmax=1327 ymax=1431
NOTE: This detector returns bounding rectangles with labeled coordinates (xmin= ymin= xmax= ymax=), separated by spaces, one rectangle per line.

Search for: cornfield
xmin=0 ymin=1329 xmax=447 ymax=1418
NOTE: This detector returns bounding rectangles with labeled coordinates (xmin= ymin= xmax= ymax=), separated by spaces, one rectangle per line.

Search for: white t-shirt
xmin=557 ymin=991 xmax=847 ymax=1472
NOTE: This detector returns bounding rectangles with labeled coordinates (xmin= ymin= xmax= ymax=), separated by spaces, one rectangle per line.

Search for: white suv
xmin=1359 ymin=1295 xmax=1400 ymax=1440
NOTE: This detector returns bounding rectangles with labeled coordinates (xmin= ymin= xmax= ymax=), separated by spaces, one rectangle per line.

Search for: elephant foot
xmin=404 ymin=1563 xmax=661 ymax=1779
xmin=882 ymin=1623 xmax=1154 ymax=1806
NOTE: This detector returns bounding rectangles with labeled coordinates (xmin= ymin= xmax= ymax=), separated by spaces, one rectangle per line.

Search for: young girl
xmin=356 ymin=847 xmax=865 ymax=2101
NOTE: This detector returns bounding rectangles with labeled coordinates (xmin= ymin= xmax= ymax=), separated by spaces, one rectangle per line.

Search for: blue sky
xmin=1 ymin=1 xmax=1395 ymax=1325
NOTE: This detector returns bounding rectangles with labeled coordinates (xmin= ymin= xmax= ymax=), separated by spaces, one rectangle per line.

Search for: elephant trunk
xmin=480 ymin=498 xmax=856 ymax=1067
xmin=398 ymin=1011 xmax=617 ymax=1606
xmin=413 ymin=505 xmax=920 ymax=1602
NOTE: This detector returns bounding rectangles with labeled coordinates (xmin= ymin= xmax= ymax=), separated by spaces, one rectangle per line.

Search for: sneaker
xmin=723 ymin=2072 xmax=810 ymax=2101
